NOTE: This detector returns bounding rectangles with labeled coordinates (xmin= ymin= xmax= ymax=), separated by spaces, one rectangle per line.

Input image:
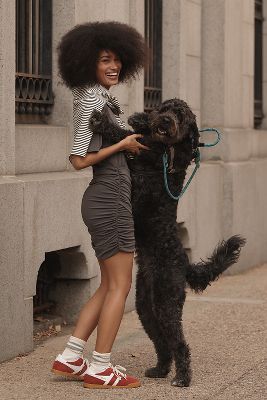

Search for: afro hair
xmin=57 ymin=21 xmax=148 ymax=89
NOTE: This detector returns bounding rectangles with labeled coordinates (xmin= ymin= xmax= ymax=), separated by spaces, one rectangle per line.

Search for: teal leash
xmin=163 ymin=128 xmax=221 ymax=201
xmin=163 ymin=148 xmax=200 ymax=200
xmin=198 ymin=127 xmax=221 ymax=147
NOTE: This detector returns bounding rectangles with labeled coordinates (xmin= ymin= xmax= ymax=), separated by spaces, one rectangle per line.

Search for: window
xmin=144 ymin=0 xmax=162 ymax=112
xmin=254 ymin=0 xmax=263 ymax=128
xmin=15 ymin=0 xmax=53 ymax=122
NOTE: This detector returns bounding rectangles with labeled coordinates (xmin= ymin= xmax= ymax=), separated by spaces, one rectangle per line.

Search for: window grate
xmin=144 ymin=0 xmax=162 ymax=112
xmin=15 ymin=0 xmax=53 ymax=116
xmin=254 ymin=0 xmax=264 ymax=128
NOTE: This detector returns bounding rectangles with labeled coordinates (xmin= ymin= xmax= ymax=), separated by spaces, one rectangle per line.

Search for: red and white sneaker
xmin=51 ymin=354 xmax=89 ymax=380
xmin=83 ymin=363 xmax=141 ymax=389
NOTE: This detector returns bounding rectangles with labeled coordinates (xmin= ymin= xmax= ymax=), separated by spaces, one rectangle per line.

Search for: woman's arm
xmin=69 ymin=142 xmax=122 ymax=170
xmin=69 ymin=133 xmax=149 ymax=170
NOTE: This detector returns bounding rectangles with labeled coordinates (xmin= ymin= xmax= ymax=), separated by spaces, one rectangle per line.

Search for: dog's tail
xmin=186 ymin=235 xmax=246 ymax=293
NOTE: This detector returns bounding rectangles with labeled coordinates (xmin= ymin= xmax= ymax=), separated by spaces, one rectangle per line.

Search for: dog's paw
xmin=89 ymin=110 xmax=103 ymax=127
xmin=171 ymin=375 xmax=191 ymax=387
xmin=128 ymin=113 xmax=141 ymax=127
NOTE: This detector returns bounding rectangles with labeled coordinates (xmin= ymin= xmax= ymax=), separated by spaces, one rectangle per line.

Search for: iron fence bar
xmin=144 ymin=0 xmax=162 ymax=112
xmin=25 ymin=0 xmax=30 ymax=72
xmin=254 ymin=0 xmax=263 ymax=128
xmin=16 ymin=0 xmax=19 ymax=71
xmin=145 ymin=0 xmax=150 ymax=87
xmin=39 ymin=0 xmax=52 ymax=75
xmin=151 ymin=0 xmax=154 ymax=88
xmin=155 ymin=0 xmax=162 ymax=89
xmin=18 ymin=0 xmax=26 ymax=72
xmin=32 ymin=0 xmax=40 ymax=75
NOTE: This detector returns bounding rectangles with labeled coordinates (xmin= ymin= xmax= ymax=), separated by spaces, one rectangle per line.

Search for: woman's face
xmin=96 ymin=50 xmax=122 ymax=89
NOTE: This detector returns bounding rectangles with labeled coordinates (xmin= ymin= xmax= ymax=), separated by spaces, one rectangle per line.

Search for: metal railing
xmin=15 ymin=0 xmax=53 ymax=116
xmin=254 ymin=0 xmax=264 ymax=128
xmin=144 ymin=0 xmax=162 ymax=111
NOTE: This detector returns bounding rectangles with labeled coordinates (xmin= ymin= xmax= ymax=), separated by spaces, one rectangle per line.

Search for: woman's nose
xmin=110 ymin=60 xmax=121 ymax=70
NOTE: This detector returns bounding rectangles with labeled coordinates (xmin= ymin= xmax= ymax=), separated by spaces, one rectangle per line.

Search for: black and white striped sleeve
xmin=70 ymin=92 xmax=105 ymax=157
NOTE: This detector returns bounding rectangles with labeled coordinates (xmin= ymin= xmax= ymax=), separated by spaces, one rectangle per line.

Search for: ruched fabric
xmin=81 ymin=168 xmax=135 ymax=260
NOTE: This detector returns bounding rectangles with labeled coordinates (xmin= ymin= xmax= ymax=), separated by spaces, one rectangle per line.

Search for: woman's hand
xmin=119 ymin=134 xmax=150 ymax=155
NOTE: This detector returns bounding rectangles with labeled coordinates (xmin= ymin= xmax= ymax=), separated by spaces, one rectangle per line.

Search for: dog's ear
xmin=189 ymin=121 xmax=200 ymax=150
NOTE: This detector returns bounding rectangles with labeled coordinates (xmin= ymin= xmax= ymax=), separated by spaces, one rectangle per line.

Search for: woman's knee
xmin=108 ymin=277 xmax=132 ymax=298
xmin=100 ymin=251 xmax=133 ymax=296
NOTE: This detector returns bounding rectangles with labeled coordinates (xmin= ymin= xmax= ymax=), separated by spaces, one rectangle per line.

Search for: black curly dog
xmin=90 ymin=99 xmax=246 ymax=387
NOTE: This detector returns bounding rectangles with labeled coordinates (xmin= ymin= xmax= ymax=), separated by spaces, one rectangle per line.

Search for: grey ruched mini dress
xmin=70 ymin=84 xmax=135 ymax=260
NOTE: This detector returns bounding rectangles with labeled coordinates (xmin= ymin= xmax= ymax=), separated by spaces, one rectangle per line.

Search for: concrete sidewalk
xmin=1 ymin=265 xmax=266 ymax=400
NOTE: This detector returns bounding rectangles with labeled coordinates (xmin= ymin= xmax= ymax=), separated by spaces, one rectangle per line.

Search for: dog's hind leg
xmin=135 ymin=268 xmax=173 ymax=377
xmin=171 ymin=327 xmax=191 ymax=387
xmin=153 ymin=276 xmax=192 ymax=387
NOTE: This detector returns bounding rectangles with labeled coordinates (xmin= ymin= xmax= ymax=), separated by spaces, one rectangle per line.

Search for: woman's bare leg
xmin=95 ymin=251 xmax=134 ymax=353
xmin=72 ymin=261 xmax=109 ymax=341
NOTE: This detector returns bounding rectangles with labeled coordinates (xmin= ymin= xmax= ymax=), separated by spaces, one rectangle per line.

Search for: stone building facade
xmin=0 ymin=0 xmax=266 ymax=362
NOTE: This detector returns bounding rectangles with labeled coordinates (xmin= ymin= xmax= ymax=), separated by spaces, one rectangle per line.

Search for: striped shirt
xmin=70 ymin=84 xmax=126 ymax=157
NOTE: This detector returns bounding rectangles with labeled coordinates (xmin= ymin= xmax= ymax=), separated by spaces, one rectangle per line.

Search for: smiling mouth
xmin=106 ymin=72 xmax=119 ymax=78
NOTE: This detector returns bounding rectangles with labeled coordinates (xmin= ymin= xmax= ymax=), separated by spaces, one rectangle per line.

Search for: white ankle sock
xmin=61 ymin=335 xmax=86 ymax=361
xmin=89 ymin=350 xmax=111 ymax=373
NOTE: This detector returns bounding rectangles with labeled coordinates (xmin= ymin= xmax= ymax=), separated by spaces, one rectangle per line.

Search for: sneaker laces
xmin=83 ymin=357 xmax=89 ymax=367
xmin=110 ymin=363 xmax=127 ymax=379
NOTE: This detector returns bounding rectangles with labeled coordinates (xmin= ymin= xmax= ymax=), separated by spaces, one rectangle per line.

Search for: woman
xmin=51 ymin=21 xmax=148 ymax=389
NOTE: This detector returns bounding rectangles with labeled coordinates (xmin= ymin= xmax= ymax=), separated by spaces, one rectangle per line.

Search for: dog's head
xmin=148 ymin=98 xmax=199 ymax=149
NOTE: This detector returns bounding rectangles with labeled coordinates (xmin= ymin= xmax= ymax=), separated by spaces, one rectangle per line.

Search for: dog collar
xmin=163 ymin=148 xmax=200 ymax=201
xmin=167 ymin=146 xmax=176 ymax=174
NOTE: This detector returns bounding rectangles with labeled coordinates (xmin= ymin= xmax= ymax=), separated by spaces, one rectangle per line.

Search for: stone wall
xmin=0 ymin=0 xmax=266 ymax=362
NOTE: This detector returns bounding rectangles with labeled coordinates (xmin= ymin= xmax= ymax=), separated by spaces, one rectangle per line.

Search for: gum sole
xmin=51 ymin=369 xmax=84 ymax=381
xmin=83 ymin=382 xmax=141 ymax=389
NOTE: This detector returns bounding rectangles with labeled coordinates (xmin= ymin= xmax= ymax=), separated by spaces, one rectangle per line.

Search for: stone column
xmin=200 ymin=0 xmax=267 ymax=272
xmin=0 ymin=0 xmax=27 ymax=364
xmin=162 ymin=0 xmax=202 ymax=123
xmin=201 ymin=0 xmax=255 ymax=162
xmin=202 ymin=0 xmax=254 ymax=130
xmin=0 ymin=0 xmax=15 ymax=175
